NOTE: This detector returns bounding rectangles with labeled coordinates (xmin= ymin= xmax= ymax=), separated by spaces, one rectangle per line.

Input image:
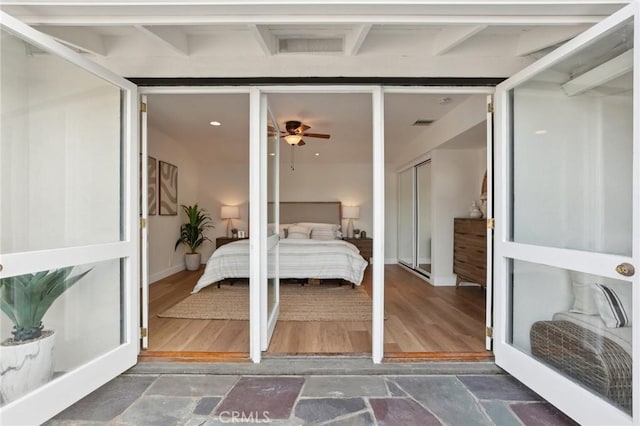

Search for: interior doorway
xmin=138 ymin=86 xmax=493 ymax=360
xmin=384 ymin=90 xmax=492 ymax=358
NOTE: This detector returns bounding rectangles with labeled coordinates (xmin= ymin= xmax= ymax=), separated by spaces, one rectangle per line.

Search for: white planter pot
xmin=0 ymin=330 xmax=55 ymax=404
xmin=185 ymin=253 xmax=201 ymax=271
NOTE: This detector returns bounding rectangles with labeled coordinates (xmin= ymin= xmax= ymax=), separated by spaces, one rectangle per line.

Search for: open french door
xmin=0 ymin=11 xmax=140 ymax=426
xmin=485 ymin=94 xmax=494 ymax=351
xmin=261 ymin=97 xmax=280 ymax=351
xmin=248 ymin=91 xmax=280 ymax=361
xmin=494 ymin=3 xmax=638 ymax=424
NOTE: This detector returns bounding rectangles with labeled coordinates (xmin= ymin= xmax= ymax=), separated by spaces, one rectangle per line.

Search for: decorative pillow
xmin=593 ymin=283 xmax=632 ymax=328
xmin=295 ymin=222 xmax=340 ymax=232
xmin=287 ymin=225 xmax=311 ymax=239
xmin=568 ymin=271 xmax=599 ymax=315
xmin=279 ymin=224 xmax=291 ymax=239
xmin=311 ymin=228 xmax=337 ymax=240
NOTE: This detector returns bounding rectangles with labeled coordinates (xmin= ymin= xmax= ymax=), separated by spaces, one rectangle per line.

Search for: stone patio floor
xmin=45 ymin=371 xmax=578 ymax=425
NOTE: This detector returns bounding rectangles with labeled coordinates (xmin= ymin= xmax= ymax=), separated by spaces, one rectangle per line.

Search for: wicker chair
xmin=530 ymin=320 xmax=632 ymax=413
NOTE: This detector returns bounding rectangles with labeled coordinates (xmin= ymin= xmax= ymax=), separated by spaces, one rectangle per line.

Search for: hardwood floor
xmin=145 ymin=264 xmax=487 ymax=356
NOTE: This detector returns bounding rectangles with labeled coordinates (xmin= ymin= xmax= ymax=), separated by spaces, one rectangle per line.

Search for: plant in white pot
xmin=175 ymin=203 xmax=214 ymax=271
xmin=0 ymin=267 xmax=92 ymax=403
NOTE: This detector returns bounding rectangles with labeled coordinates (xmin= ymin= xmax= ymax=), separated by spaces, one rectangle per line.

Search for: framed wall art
xmin=148 ymin=156 xmax=157 ymax=215
xmin=159 ymin=160 xmax=178 ymax=216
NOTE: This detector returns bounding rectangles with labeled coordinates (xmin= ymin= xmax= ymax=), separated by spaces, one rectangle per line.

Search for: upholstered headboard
xmin=278 ymin=202 xmax=342 ymax=225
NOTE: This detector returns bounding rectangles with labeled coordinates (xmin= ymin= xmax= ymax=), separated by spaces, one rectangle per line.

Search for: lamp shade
xmin=284 ymin=134 xmax=302 ymax=145
xmin=220 ymin=205 xmax=240 ymax=219
xmin=342 ymin=205 xmax=360 ymax=219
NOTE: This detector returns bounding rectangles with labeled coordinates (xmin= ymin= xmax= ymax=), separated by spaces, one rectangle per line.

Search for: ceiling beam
xmin=249 ymin=24 xmax=276 ymax=56
xmin=516 ymin=25 xmax=590 ymax=56
xmin=34 ymin=26 xmax=107 ymax=56
xmin=14 ymin=15 xmax=609 ymax=26
xmin=562 ymin=49 xmax=632 ymax=96
xmin=432 ymin=25 xmax=487 ymax=55
xmin=135 ymin=25 xmax=189 ymax=55
xmin=345 ymin=24 xmax=372 ymax=56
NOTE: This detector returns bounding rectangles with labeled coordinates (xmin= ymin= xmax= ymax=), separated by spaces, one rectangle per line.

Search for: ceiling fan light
xmin=284 ymin=134 xmax=302 ymax=145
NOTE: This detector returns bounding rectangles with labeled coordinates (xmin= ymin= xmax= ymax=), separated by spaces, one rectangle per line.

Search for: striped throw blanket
xmin=192 ymin=239 xmax=368 ymax=293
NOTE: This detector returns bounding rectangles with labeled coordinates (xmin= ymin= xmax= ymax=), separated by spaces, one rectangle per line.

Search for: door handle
xmin=615 ymin=263 xmax=635 ymax=277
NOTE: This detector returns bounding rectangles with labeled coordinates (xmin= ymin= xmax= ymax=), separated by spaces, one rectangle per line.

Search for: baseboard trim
xmin=431 ymin=275 xmax=457 ymax=286
xmin=150 ymin=264 xmax=185 ymax=284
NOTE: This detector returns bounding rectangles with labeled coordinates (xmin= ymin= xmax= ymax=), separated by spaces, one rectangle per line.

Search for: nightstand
xmin=343 ymin=237 xmax=373 ymax=262
xmin=216 ymin=237 xmax=248 ymax=249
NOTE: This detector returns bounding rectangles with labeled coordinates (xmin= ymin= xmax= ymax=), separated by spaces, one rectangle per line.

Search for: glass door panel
xmin=261 ymin=101 xmax=280 ymax=350
xmin=495 ymin=6 xmax=637 ymax=424
xmin=510 ymin=259 xmax=632 ymax=414
xmin=510 ymin=19 xmax=633 ymax=256
xmin=1 ymin=31 xmax=123 ymax=254
xmin=416 ymin=161 xmax=432 ymax=277
xmin=0 ymin=14 xmax=138 ymax=425
xmin=397 ymin=168 xmax=414 ymax=267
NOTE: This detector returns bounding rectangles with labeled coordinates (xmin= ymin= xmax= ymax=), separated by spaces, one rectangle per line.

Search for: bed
xmin=530 ymin=280 xmax=633 ymax=413
xmin=192 ymin=202 xmax=368 ymax=293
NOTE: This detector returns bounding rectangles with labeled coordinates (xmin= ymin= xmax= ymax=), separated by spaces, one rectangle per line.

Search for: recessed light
xmin=269 ymin=152 xmax=275 ymax=156
xmin=210 ymin=121 xmax=221 ymax=126
xmin=315 ymin=153 xmax=320 ymax=156
xmin=535 ymin=129 xmax=548 ymax=135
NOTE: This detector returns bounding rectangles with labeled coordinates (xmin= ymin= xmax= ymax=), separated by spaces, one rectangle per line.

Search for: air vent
xmin=278 ymin=38 xmax=343 ymax=53
xmin=412 ymin=120 xmax=435 ymax=126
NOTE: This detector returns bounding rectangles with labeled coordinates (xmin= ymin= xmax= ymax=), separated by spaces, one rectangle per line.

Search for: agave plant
xmin=0 ymin=267 xmax=92 ymax=342
xmin=175 ymin=203 xmax=214 ymax=254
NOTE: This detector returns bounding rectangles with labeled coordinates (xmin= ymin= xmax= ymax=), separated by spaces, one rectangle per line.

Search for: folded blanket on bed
xmin=192 ymin=239 xmax=368 ymax=293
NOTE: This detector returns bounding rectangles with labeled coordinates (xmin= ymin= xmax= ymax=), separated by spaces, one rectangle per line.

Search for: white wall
xmin=430 ymin=148 xmax=486 ymax=285
xmin=280 ymin=162 xmax=373 ymax=237
xmin=148 ymin=126 xmax=199 ymax=282
xmin=196 ymin=163 xmax=249 ymax=263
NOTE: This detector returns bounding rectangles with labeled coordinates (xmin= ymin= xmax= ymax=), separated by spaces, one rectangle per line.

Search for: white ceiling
xmin=147 ymin=91 xmax=478 ymax=165
xmin=1 ymin=1 xmax=626 ymax=78
xmin=4 ymin=1 xmax=627 ymax=164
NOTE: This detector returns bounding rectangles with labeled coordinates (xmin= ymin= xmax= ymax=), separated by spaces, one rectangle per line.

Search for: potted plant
xmin=0 ymin=267 xmax=92 ymax=403
xmin=175 ymin=203 xmax=214 ymax=271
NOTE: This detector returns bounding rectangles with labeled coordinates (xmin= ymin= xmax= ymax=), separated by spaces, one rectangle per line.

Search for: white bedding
xmin=192 ymin=239 xmax=368 ymax=293
xmin=552 ymin=311 xmax=632 ymax=355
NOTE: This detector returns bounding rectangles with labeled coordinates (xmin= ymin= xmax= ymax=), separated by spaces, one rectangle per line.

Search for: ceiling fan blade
xmin=301 ymin=132 xmax=330 ymax=139
xmin=297 ymin=139 xmax=306 ymax=146
xmin=296 ymin=124 xmax=311 ymax=133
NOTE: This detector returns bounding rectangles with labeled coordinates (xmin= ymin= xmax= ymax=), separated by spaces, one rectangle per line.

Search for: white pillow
xmin=279 ymin=224 xmax=291 ymax=239
xmin=311 ymin=228 xmax=337 ymax=240
xmin=569 ymin=271 xmax=599 ymax=315
xmin=594 ymin=282 xmax=632 ymax=328
xmin=287 ymin=225 xmax=311 ymax=239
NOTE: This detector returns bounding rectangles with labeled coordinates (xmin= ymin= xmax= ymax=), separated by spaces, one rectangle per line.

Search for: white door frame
xmin=139 ymin=84 xmax=498 ymax=364
xmin=0 ymin=12 xmax=139 ymax=425
xmin=385 ymin=85 xmax=495 ymax=353
xmin=493 ymin=3 xmax=638 ymax=424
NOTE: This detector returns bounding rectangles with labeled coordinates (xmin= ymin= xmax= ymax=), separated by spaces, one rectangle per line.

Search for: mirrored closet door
xmin=397 ymin=160 xmax=431 ymax=279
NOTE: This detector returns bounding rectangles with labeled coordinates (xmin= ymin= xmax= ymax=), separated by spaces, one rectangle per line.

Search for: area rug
xmin=158 ymin=283 xmax=372 ymax=321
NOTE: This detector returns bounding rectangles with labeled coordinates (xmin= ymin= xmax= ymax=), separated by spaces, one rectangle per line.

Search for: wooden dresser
xmin=453 ymin=218 xmax=487 ymax=288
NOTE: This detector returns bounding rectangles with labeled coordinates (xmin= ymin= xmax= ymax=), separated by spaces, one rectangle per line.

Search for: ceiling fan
xmin=279 ymin=120 xmax=331 ymax=146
